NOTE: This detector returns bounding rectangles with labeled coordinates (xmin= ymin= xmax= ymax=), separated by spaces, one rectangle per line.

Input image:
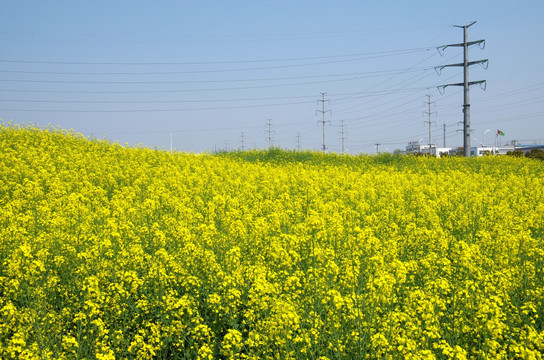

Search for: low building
xmin=428 ymin=146 xmax=452 ymax=157
xmin=406 ymin=141 xmax=428 ymax=154
xmin=471 ymin=146 xmax=515 ymax=156
xmin=406 ymin=141 xmax=451 ymax=157
xmin=406 ymin=141 xmax=543 ymax=157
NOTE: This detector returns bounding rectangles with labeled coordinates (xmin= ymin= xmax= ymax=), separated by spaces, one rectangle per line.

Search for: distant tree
xmin=506 ymin=150 xmax=524 ymax=157
xmin=525 ymin=148 xmax=544 ymax=160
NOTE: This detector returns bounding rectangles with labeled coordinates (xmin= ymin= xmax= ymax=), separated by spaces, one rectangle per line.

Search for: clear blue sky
xmin=1 ymin=1 xmax=543 ymax=153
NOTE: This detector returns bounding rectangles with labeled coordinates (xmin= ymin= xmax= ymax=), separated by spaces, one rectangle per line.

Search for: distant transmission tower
xmin=339 ymin=120 xmax=346 ymax=153
xmin=436 ymin=21 xmax=488 ymax=157
xmin=423 ymin=95 xmax=436 ymax=148
xmin=316 ymin=93 xmax=331 ymax=152
xmin=266 ymin=119 xmax=274 ymax=148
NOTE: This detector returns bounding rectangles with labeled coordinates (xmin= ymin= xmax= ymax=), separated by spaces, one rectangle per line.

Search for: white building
xmin=428 ymin=146 xmax=452 ymax=157
xmin=406 ymin=141 xmax=428 ymax=154
xmin=470 ymin=146 xmax=515 ymax=156
xmin=406 ymin=141 xmax=451 ymax=157
xmin=406 ymin=141 xmax=544 ymax=157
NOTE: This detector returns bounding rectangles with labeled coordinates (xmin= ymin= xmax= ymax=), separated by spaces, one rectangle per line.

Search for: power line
xmin=0 ymin=76 xmax=362 ymax=93
xmin=0 ymin=52 xmax=432 ymax=80
xmin=0 ymin=47 xmax=434 ymax=66
xmin=0 ymin=69 xmax=430 ymax=92
xmin=0 ymin=24 xmax=449 ymax=44
xmin=0 ymin=99 xmax=316 ymax=113
xmin=0 ymin=85 xmax=433 ymax=96
xmin=332 ymin=52 xmax=461 ymax=118
xmin=0 ymin=85 xmax=449 ymax=113
xmin=0 ymin=67 xmax=428 ymax=81
xmin=0 ymin=97 xmax=315 ymax=104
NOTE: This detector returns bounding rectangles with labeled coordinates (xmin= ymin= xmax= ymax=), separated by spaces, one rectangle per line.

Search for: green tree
xmin=525 ymin=148 xmax=544 ymax=160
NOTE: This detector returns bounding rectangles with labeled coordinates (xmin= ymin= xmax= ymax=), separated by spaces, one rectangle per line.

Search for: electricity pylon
xmin=436 ymin=21 xmax=488 ymax=157
xmin=316 ymin=93 xmax=331 ymax=152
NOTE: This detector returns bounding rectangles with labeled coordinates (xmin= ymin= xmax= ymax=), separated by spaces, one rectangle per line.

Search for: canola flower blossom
xmin=0 ymin=123 xmax=543 ymax=359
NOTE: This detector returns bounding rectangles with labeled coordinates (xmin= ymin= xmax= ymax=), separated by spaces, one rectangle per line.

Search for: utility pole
xmin=423 ymin=94 xmax=436 ymax=149
xmin=296 ymin=132 xmax=301 ymax=151
xmin=375 ymin=142 xmax=381 ymax=154
xmin=443 ymin=123 xmax=446 ymax=148
xmin=240 ymin=132 xmax=245 ymax=151
xmin=316 ymin=93 xmax=331 ymax=152
xmin=436 ymin=21 xmax=487 ymax=157
xmin=266 ymin=119 xmax=273 ymax=148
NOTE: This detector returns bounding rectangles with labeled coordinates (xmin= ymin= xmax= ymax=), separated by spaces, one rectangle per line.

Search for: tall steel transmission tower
xmin=436 ymin=21 xmax=488 ymax=157
xmin=316 ymin=93 xmax=331 ymax=152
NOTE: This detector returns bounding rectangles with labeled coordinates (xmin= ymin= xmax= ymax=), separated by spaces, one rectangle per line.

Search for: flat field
xmin=1 ymin=125 xmax=543 ymax=359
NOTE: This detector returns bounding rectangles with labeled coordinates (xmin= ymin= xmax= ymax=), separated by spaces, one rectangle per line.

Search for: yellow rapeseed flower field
xmin=1 ymin=123 xmax=543 ymax=359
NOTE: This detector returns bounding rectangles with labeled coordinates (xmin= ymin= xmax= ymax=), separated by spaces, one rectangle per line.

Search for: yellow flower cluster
xmin=1 ymin=123 xmax=543 ymax=359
